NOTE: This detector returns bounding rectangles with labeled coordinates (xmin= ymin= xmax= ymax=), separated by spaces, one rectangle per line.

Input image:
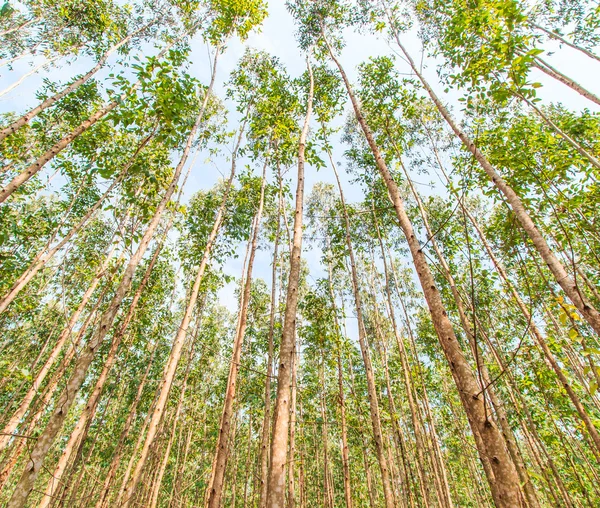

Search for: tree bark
xmin=326 ymin=38 xmax=524 ymax=507
xmin=266 ymin=55 xmax=313 ymax=508
xmin=207 ymin=158 xmax=268 ymax=507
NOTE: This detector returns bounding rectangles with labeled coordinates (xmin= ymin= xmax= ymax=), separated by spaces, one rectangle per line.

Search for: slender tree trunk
xmin=0 ymin=17 xmax=39 ymax=37
xmin=259 ymin=181 xmax=281 ymax=508
xmin=0 ymin=91 xmax=126 ymax=202
xmin=287 ymin=333 xmax=299 ymax=508
xmin=325 ymin=261 xmax=354 ymax=508
xmin=266 ymin=55 xmax=314 ymax=508
xmin=326 ymin=38 xmax=523 ymax=507
xmin=531 ymin=22 xmax=600 ymax=62
xmin=0 ymin=53 xmax=60 ymax=98
xmin=149 ymin=337 xmax=194 ymax=508
xmin=243 ymin=414 xmax=253 ymax=507
xmin=531 ymin=56 xmax=600 ymax=106
xmin=207 ymin=158 xmax=268 ymax=507
xmin=370 ymin=203 xmax=434 ymax=508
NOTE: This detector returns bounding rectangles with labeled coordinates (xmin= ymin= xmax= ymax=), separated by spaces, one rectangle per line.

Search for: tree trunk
xmin=207 ymin=158 xmax=268 ymax=507
xmin=259 ymin=177 xmax=281 ymax=508
xmin=266 ymin=55 xmax=313 ymax=508
xmin=287 ymin=332 xmax=298 ymax=508
xmin=326 ymin=38 xmax=523 ymax=507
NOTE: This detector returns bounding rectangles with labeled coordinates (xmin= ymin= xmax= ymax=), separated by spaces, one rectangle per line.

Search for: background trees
xmin=0 ymin=0 xmax=599 ymax=506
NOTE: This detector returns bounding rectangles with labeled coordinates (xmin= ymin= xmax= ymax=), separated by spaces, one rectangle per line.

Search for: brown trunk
xmin=116 ymin=50 xmax=227 ymax=508
xmin=325 ymin=260 xmax=354 ymax=508
xmin=325 ymin=139 xmax=395 ymax=508
xmin=325 ymin=39 xmax=523 ymax=507
xmin=207 ymin=158 xmax=267 ymax=507
xmin=287 ymin=333 xmax=299 ymax=508
xmin=149 ymin=335 xmax=194 ymax=508
xmin=266 ymin=55 xmax=313 ymax=508
xmin=531 ymin=56 xmax=600 ymax=106
xmin=259 ymin=175 xmax=281 ymax=508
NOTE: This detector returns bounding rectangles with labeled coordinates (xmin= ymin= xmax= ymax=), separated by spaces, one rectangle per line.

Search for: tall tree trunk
xmin=287 ymin=332 xmax=299 ymax=508
xmin=326 ymin=38 xmax=523 ymax=507
xmin=207 ymin=158 xmax=268 ymax=507
xmin=148 ymin=333 xmax=195 ymax=508
xmin=0 ymin=53 xmax=61 ymax=98
xmin=266 ymin=55 xmax=314 ymax=508
xmin=325 ymin=261 xmax=354 ymax=508
xmin=259 ymin=177 xmax=281 ymax=508
xmin=326 ymin=140 xmax=407 ymax=508
xmin=530 ymin=56 xmax=600 ymax=106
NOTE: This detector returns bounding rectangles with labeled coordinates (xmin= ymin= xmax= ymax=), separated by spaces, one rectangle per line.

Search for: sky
xmin=1 ymin=0 xmax=598 ymax=339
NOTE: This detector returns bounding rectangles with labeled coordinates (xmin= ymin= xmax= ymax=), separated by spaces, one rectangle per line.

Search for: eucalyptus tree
xmin=207 ymin=46 xmax=295 ymax=508
xmin=359 ymin=0 xmax=600 ymax=338
xmin=287 ymin=1 xmax=527 ymax=505
xmin=266 ymin=51 xmax=314 ymax=507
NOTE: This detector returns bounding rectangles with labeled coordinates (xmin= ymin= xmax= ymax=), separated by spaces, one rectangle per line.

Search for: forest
xmin=0 ymin=0 xmax=599 ymax=506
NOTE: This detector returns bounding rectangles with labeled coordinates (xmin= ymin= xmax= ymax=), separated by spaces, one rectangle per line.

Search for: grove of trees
xmin=0 ymin=0 xmax=599 ymax=506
